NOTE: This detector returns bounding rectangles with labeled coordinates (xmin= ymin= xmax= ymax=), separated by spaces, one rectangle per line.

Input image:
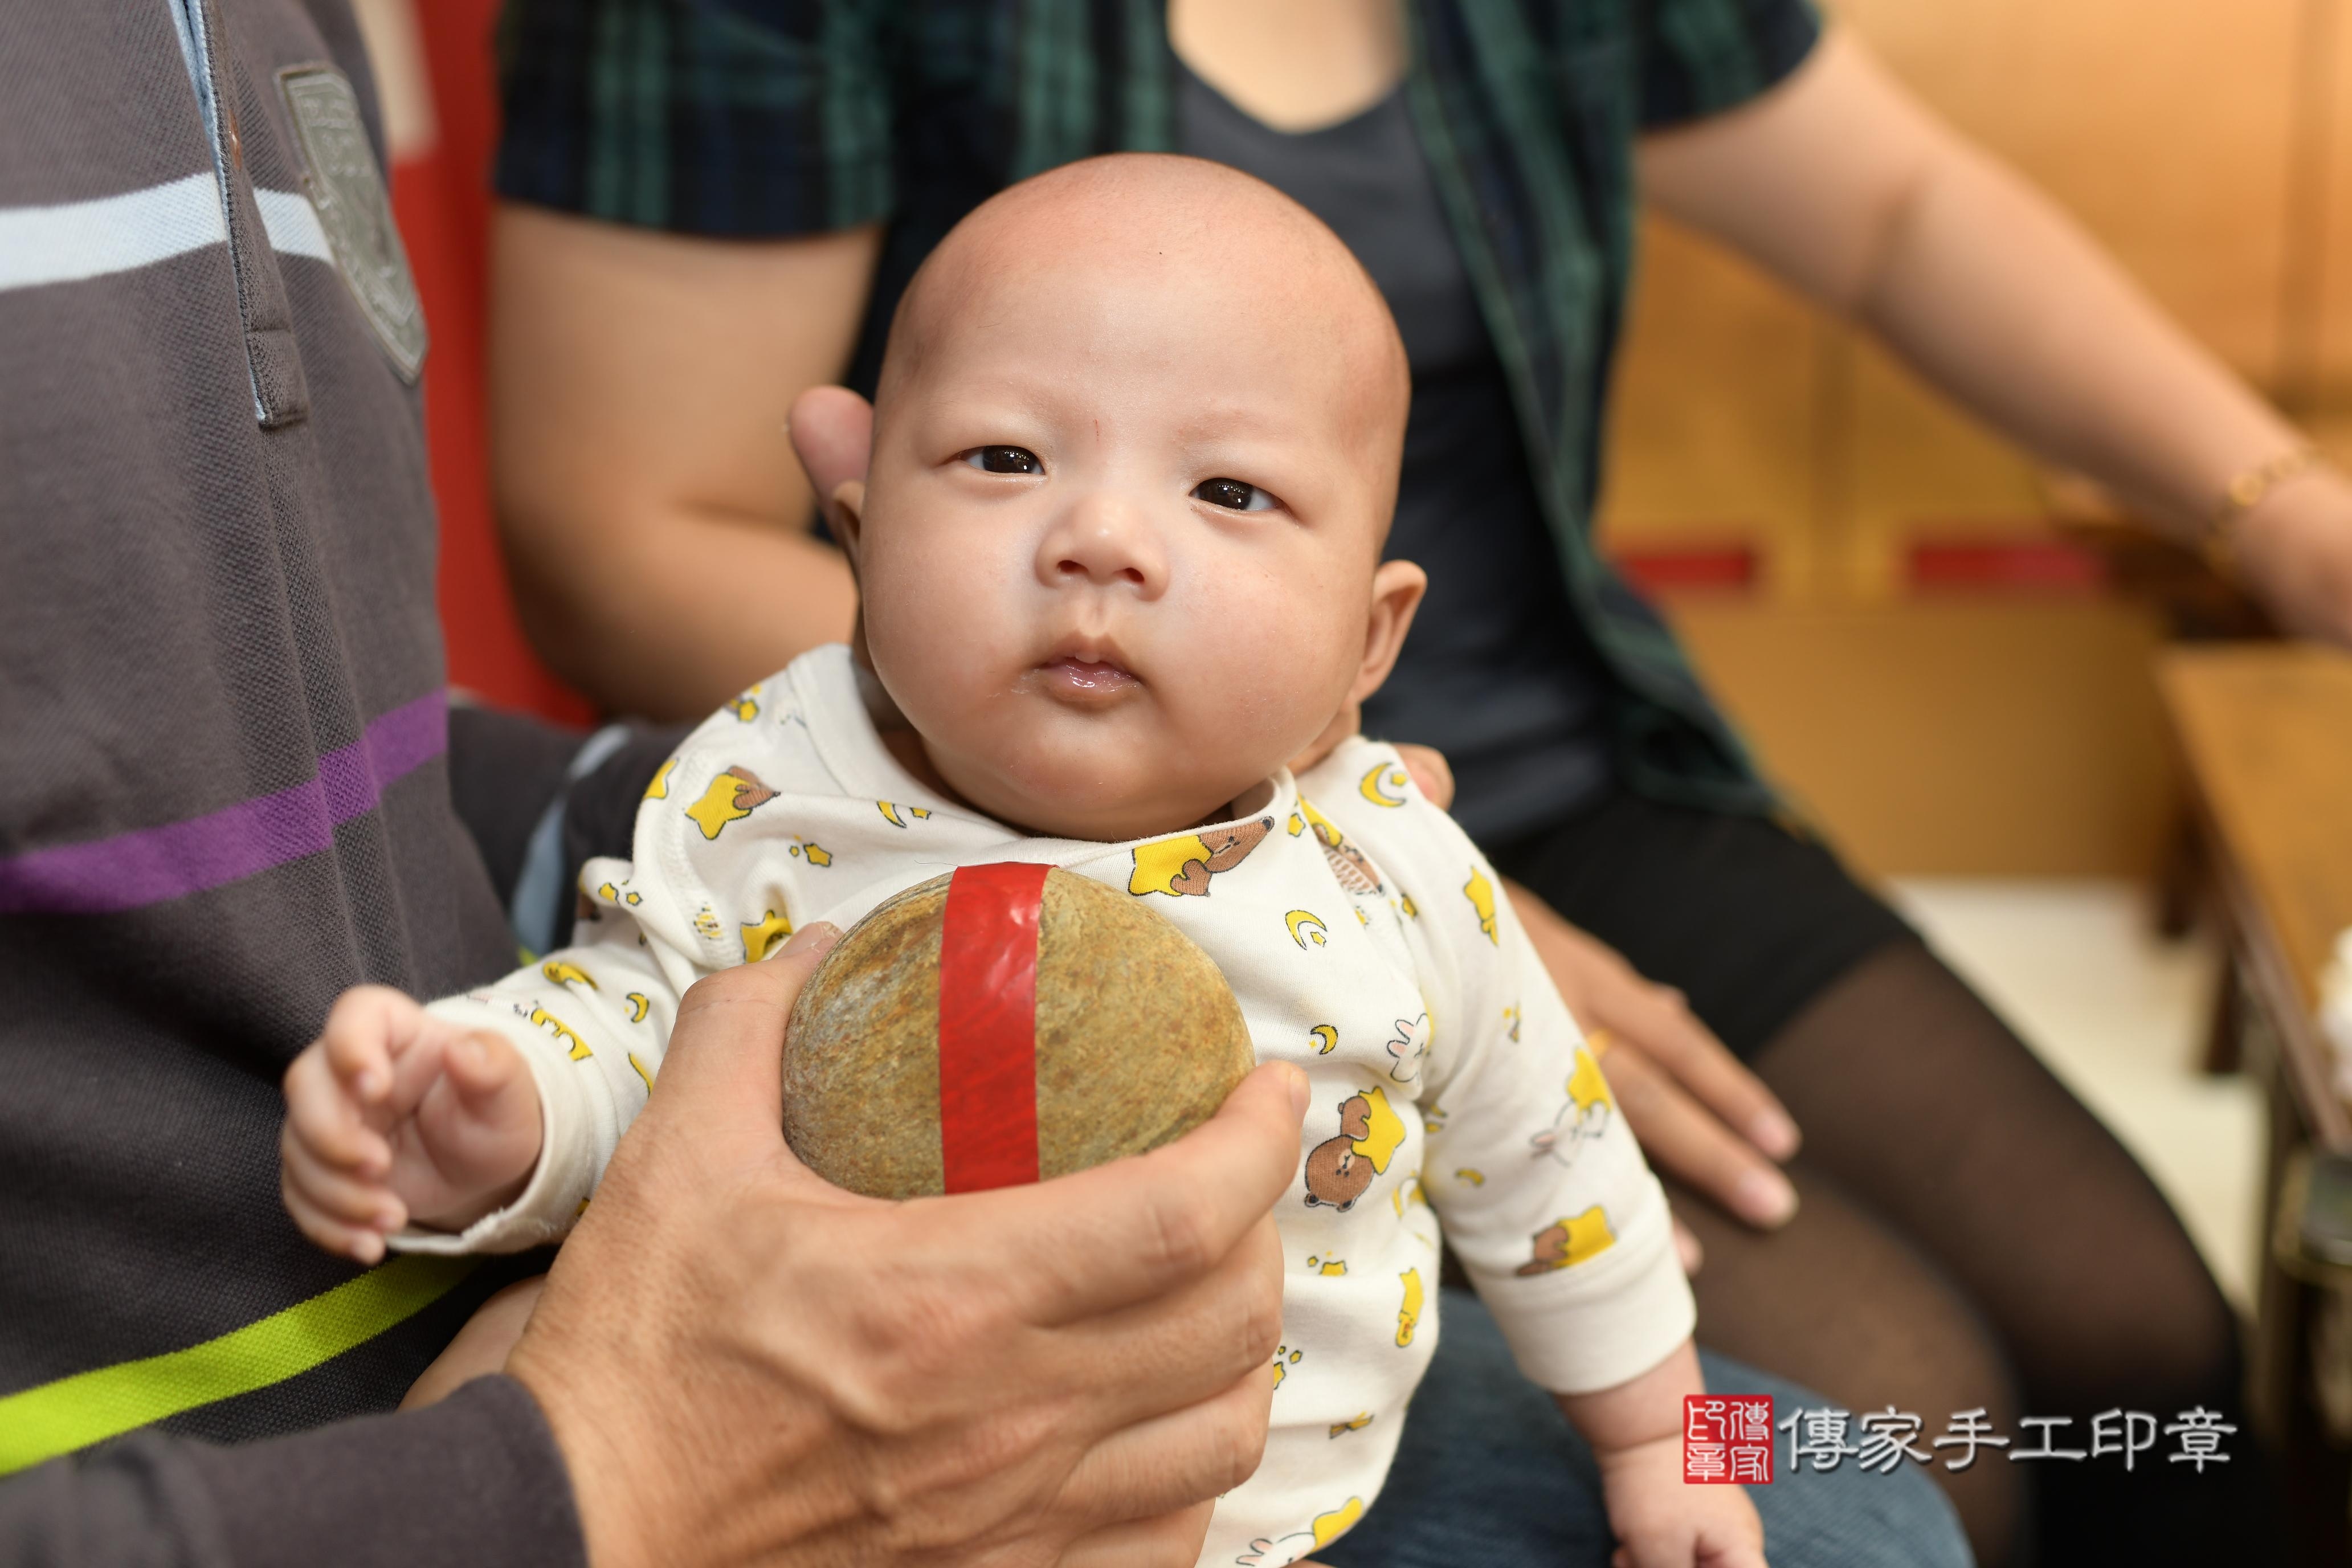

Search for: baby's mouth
xmin=1035 ymin=650 xmax=1142 ymax=707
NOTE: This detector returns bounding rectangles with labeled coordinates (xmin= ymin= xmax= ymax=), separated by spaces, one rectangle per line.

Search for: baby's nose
xmin=1038 ymin=495 xmax=1167 ymax=595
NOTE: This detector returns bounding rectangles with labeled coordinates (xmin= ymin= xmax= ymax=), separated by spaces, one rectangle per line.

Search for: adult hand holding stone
xmin=504 ymin=924 xmax=1304 ymax=1568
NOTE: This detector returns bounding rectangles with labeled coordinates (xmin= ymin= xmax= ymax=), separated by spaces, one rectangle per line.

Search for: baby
xmin=279 ymin=155 xmax=1765 ymax=1568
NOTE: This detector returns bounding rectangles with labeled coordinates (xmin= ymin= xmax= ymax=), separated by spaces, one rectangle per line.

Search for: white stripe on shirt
xmin=255 ymin=186 xmax=331 ymax=262
xmin=0 ymin=173 xmax=331 ymax=294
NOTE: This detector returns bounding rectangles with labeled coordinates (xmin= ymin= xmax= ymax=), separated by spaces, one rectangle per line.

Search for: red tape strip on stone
xmin=937 ymin=862 xmax=1050 ymax=1192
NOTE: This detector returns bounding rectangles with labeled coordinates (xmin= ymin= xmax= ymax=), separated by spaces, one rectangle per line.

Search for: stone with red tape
xmin=782 ymin=864 xmax=1256 ymax=1198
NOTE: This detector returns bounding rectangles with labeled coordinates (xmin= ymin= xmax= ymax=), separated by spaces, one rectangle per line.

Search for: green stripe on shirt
xmin=0 ymin=1254 xmax=476 ymax=1475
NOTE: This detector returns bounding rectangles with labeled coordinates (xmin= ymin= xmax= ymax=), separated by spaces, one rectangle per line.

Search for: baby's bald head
xmin=840 ymin=155 xmax=1429 ymax=842
xmin=876 ymin=154 xmax=1410 ymax=526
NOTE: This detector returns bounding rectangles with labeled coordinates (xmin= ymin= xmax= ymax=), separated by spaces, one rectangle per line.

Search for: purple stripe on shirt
xmin=0 ymin=691 xmax=448 ymax=915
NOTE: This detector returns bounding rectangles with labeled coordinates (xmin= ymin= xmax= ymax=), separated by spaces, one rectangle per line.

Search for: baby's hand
xmin=280 ymin=986 xmax=544 ymax=1263
xmin=1598 ymin=1433 xmax=1767 ymax=1568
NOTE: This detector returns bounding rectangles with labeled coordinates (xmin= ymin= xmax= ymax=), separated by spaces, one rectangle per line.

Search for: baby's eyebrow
xmin=1171 ymin=404 xmax=1313 ymax=447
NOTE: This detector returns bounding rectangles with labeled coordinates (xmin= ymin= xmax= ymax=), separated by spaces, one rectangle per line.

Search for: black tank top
xmin=1178 ymin=62 xmax=1611 ymax=843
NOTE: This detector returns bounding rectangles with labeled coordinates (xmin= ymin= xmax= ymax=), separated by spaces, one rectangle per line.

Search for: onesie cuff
xmin=386 ymin=1000 xmax=601 ymax=1256
xmin=1468 ymin=1201 xmax=1698 ymax=1395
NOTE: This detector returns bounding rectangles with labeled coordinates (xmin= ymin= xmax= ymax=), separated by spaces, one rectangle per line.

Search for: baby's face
xmin=848 ymin=174 xmax=1412 ymax=842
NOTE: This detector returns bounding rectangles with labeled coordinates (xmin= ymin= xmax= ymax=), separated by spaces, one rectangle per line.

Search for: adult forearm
xmin=488 ymin=206 xmax=880 ymax=718
xmin=506 ymin=507 xmax=857 ymax=721
xmin=0 ymin=1377 xmax=581 ymax=1568
xmin=1855 ymin=139 xmax=2302 ymax=537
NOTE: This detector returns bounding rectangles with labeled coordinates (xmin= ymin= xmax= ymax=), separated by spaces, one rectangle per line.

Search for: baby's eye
xmin=1193 ymin=477 xmax=1277 ymax=513
xmin=962 ymin=446 xmax=1041 ymax=475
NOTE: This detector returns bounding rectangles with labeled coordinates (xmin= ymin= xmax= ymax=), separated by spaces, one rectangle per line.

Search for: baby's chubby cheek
xmin=863 ymin=554 xmax=1362 ymax=830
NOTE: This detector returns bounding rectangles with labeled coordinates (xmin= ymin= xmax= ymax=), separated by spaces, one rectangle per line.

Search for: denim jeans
xmin=1317 ymin=1289 xmax=1974 ymax=1568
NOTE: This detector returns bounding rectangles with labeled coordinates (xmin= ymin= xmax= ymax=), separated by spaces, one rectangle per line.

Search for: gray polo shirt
xmin=0 ymin=2 xmax=578 ymax=1560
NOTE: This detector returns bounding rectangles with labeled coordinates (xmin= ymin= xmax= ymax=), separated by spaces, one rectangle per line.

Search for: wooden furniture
xmin=2160 ymin=644 xmax=2352 ymax=1563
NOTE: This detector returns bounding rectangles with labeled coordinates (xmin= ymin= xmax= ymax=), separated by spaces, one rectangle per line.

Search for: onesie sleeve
xmin=1299 ymin=740 xmax=1696 ymax=1394
xmin=391 ymin=664 xmax=853 ymax=1253
xmin=390 ymin=905 xmax=691 ymax=1255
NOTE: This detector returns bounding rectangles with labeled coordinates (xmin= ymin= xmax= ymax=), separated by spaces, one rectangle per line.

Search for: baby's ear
xmin=824 ymin=480 xmax=869 ymax=569
xmin=787 ymin=385 xmax=873 ymax=489
xmin=1348 ymin=560 xmax=1428 ymax=705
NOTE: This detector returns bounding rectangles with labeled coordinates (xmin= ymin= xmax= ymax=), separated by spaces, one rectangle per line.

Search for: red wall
xmin=390 ymin=0 xmax=594 ymax=725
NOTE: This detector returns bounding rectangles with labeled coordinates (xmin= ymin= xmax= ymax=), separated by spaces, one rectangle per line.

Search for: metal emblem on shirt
xmin=277 ymin=66 xmax=427 ymax=380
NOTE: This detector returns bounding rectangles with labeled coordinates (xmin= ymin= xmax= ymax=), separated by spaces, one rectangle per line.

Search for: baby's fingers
xmin=318 ymin=984 xmax=424 ymax=1105
xmin=283 ymin=1046 xmax=391 ymax=1177
xmin=442 ymin=1027 xmax=531 ymax=1108
xmin=280 ymin=1164 xmax=390 ymax=1264
xmin=281 ymin=1120 xmax=406 ymax=1231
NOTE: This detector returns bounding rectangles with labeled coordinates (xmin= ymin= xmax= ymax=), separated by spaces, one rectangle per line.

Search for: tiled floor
xmin=1887 ymin=878 xmax=2264 ymax=1311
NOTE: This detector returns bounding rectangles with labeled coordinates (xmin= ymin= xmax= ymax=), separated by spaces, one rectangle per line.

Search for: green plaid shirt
xmin=498 ymin=0 xmax=1818 ymax=812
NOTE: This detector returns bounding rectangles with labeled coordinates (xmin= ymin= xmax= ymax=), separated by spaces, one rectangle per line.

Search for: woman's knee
xmin=1671 ymin=1170 xmax=2027 ymax=1567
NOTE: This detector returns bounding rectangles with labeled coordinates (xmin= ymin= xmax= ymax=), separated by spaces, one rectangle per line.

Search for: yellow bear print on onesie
xmin=685 ymin=766 xmax=777 ymax=840
xmin=741 ymin=909 xmax=793 ymax=962
xmin=1128 ymin=818 xmax=1273 ymax=896
xmin=1302 ymin=1088 xmax=1405 ymax=1211
xmin=1516 ymin=1205 xmax=1618 ymax=1275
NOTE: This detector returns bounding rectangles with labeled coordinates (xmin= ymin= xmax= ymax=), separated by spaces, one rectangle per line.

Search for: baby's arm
xmin=1300 ymin=741 xmax=1761 ymax=1566
xmin=1561 ymin=1342 xmax=1766 ymax=1568
xmin=281 ymin=901 xmax=691 ymax=1260
xmin=280 ymin=986 xmax=544 ymax=1264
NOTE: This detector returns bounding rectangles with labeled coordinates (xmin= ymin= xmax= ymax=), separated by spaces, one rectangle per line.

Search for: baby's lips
xmin=1035 ymin=654 xmax=1144 ymax=704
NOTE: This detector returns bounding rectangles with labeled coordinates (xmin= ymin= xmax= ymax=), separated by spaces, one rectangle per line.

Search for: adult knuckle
xmin=828 ymin=1278 xmax=995 ymax=1438
xmin=856 ymin=1408 xmax=1059 ymax=1549
xmin=1235 ymin=1268 xmax=1285 ymax=1363
xmin=1140 ymin=1197 xmax=1215 ymax=1279
xmin=1216 ymin=1396 xmax=1271 ymax=1492
xmin=676 ymin=967 xmax=741 ymax=1014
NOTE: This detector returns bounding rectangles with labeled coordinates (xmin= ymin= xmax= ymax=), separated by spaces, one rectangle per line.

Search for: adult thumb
xmin=641 ymin=923 xmax=840 ymax=1138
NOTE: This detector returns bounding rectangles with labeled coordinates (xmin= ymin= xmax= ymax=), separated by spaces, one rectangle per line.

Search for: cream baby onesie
xmin=401 ymin=644 xmax=1693 ymax=1566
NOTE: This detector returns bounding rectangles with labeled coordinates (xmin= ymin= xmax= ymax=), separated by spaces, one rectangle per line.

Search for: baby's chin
xmin=929 ymin=738 xmax=1272 ymax=844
